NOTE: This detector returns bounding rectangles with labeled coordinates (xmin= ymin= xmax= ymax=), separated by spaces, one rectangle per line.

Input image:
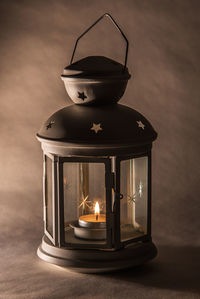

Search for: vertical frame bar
xmin=57 ymin=157 xmax=65 ymax=247
xmin=112 ymin=157 xmax=121 ymax=249
xmin=43 ymin=153 xmax=57 ymax=246
xmin=43 ymin=154 xmax=46 ymax=234
xmin=52 ymin=155 xmax=58 ymax=246
xmin=147 ymin=151 xmax=152 ymax=238
xmin=105 ymin=158 xmax=112 ymax=248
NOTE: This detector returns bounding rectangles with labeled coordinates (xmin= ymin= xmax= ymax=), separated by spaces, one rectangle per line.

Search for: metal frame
xmin=115 ymin=151 xmax=152 ymax=247
xmin=38 ymin=136 xmax=153 ymax=158
xmin=58 ymin=156 xmax=112 ymax=249
xmin=147 ymin=151 xmax=152 ymax=237
xmin=43 ymin=153 xmax=58 ymax=246
xmin=111 ymin=156 xmax=121 ymax=249
xmin=42 ymin=150 xmax=152 ymax=250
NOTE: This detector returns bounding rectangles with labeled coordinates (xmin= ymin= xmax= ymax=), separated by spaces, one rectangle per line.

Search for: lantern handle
xmin=70 ymin=13 xmax=129 ymax=71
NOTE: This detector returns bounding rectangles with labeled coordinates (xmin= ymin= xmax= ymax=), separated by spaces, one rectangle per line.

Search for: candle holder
xmin=36 ymin=13 xmax=158 ymax=273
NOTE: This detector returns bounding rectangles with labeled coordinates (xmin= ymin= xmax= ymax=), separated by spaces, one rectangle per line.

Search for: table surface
xmin=1 ymin=192 xmax=200 ymax=299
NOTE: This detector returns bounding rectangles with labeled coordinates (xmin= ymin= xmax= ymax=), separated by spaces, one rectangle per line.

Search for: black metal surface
xmin=147 ymin=151 xmax=152 ymax=236
xmin=61 ymin=13 xmax=130 ymax=106
xmin=61 ymin=74 xmax=130 ymax=105
xmin=105 ymin=158 xmax=112 ymax=248
xmin=53 ymin=155 xmax=58 ymax=246
xmin=70 ymin=13 xmax=129 ymax=71
xmin=39 ymin=138 xmax=153 ymax=156
xmin=58 ymin=158 xmax=65 ymax=247
xmin=37 ymin=104 xmax=157 ymax=146
xmin=62 ymin=56 xmax=130 ymax=78
xmin=38 ymin=237 xmax=157 ymax=273
xmin=114 ymin=157 xmax=121 ymax=249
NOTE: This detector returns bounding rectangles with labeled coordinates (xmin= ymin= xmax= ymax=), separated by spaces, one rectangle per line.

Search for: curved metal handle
xmin=70 ymin=13 xmax=129 ymax=71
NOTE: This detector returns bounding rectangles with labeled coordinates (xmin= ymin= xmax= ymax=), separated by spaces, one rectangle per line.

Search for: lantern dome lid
xmin=61 ymin=56 xmax=131 ymax=106
xmin=37 ymin=104 xmax=157 ymax=155
xmin=62 ymin=56 xmax=130 ymax=79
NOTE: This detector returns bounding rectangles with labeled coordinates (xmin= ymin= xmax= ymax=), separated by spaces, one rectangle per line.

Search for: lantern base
xmin=37 ymin=236 xmax=157 ymax=273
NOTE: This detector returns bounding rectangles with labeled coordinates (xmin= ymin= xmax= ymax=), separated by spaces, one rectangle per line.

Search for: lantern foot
xmin=37 ymin=236 xmax=157 ymax=273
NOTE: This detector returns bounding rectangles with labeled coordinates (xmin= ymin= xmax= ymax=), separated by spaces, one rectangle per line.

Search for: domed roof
xmin=62 ymin=56 xmax=130 ymax=79
xmin=37 ymin=104 xmax=157 ymax=151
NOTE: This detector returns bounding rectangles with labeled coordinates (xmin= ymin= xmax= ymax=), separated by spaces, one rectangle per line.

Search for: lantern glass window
xmin=45 ymin=155 xmax=53 ymax=237
xmin=63 ymin=161 xmax=108 ymax=246
xmin=120 ymin=156 xmax=148 ymax=242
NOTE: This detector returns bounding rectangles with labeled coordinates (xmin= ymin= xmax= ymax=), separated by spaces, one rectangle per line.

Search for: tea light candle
xmin=78 ymin=202 xmax=106 ymax=229
xmin=71 ymin=201 xmax=106 ymax=240
xmin=78 ymin=214 xmax=106 ymax=229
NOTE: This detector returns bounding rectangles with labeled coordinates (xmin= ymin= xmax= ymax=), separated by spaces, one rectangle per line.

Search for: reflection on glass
xmin=46 ymin=156 xmax=53 ymax=237
xmin=120 ymin=156 xmax=148 ymax=241
xmin=63 ymin=162 xmax=106 ymax=245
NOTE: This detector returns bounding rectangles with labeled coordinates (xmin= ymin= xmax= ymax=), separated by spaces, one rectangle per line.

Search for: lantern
xmin=36 ymin=14 xmax=158 ymax=273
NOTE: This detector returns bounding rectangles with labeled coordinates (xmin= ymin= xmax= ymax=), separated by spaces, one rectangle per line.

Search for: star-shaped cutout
xmin=46 ymin=120 xmax=55 ymax=130
xmin=78 ymin=91 xmax=87 ymax=101
xmin=90 ymin=123 xmax=103 ymax=134
xmin=137 ymin=120 xmax=145 ymax=130
xmin=138 ymin=181 xmax=143 ymax=197
xmin=127 ymin=193 xmax=136 ymax=204
xmin=78 ymin=195 xmax=91 ymax=209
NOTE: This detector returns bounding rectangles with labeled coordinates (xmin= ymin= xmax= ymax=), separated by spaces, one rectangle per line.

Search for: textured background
xmin=0 ymin=0 xmax=200 ymax=298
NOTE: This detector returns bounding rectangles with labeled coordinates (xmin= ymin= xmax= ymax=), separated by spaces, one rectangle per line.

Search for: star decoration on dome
xmin=46 ymin=120 xmax=55 ymax=130
xmin=91 ymin=123 xmax=103 ymax=134
xmin=137 ymin=120 xmax=145 ymax=130
xmin=78 ymin=91 xmax=87 ymax=101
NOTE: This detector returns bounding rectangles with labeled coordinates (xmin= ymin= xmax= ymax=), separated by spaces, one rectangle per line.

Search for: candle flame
xmin=95 ymin=202 xmax=100 ymax=214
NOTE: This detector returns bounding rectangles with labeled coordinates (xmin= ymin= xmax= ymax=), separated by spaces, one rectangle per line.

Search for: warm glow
xmin=95 ymin=202 xmax=100 ymax=214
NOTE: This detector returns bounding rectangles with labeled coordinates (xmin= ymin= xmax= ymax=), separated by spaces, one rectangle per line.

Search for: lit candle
xmin=71 ymin=200 xmax=107 ymax=240
xmin=78 ymin=201 xmax=106 ymax=228
xmin=95 ymin=202 xmax=100 ymax=221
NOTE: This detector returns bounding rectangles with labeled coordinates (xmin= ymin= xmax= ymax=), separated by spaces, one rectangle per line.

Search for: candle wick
xmin=96 ymin=214 xmax=98 ymax=221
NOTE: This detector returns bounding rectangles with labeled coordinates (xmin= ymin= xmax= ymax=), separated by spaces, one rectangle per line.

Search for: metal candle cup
xmin=71 ymin=214 xmax=106 ymax=240
xmin=74 ymin=202 xmax=106 ymax=240
xmin=78 ymin=214 xmax=106 ymax=229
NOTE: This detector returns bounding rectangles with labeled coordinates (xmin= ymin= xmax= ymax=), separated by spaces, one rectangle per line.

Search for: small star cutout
xmin=137 ymin=120 xmax=145 ymax=130
xmin=46 ymin=120 xmax=55 ymax=130
xmin=78 ymin=91 xmax=87 ymax=101
xmin=91 ymin=123 xmax=103 ymax=134
xmin=78 ymin=195 xmax=91 ymax=209
xmin=127 ymin=194 xmax=136 ymax=204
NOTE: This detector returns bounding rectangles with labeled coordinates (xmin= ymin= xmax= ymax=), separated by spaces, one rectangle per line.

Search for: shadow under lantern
xmin=36 ymin=13 xmax=158 ymax=273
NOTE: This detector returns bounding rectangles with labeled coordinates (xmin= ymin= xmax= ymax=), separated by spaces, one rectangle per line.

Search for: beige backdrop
xmin=1 ymin=0 xmax=200 ymax=298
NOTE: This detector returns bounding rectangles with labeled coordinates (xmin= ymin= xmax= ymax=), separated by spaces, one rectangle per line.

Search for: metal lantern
xmin=37 ymin=14 xmax=158 ymax=273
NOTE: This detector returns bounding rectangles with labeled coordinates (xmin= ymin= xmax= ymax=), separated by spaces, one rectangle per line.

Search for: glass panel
xmin=46 ymin=156 xmax=53 ymax=237
xmin=120 ymin=156 xmax=148 ymax=242
xmin=63 ymin=162 xmax=106 ymax=246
